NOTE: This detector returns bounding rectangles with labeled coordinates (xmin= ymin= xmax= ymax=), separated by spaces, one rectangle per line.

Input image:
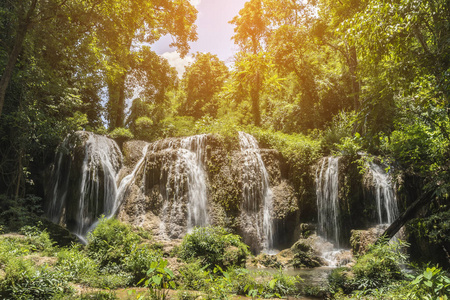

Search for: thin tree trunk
xmin=114 ymin=73 xmax=127 ymax=128
xmin=0 ymin=0 xmax=38 ymax=118
xmin=251 ymin=71 xmax=261 ymax=126
xmin=375 ymin=189 xmax=435 ymax=245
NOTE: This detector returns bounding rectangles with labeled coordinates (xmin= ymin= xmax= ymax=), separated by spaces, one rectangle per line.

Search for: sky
xmin=152 ymin=0 xmax=248 ymax=76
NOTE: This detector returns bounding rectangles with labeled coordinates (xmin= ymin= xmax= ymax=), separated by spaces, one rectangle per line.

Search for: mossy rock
xmin=37 ymin=218 xmax=78 ymax=247
xmin=252 ymin=253 xmax=282 ymax=269
xmin=291 ymin=240 xmax=313 ymax=253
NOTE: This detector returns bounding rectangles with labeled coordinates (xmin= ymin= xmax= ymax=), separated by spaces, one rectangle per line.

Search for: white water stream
xmin=238 ymin=132 xmax=274 ymax=252
xmin=368 ymin=162 xmax=399 ymax=225
xmin=315 ymin=156 xmax=341 ymax=248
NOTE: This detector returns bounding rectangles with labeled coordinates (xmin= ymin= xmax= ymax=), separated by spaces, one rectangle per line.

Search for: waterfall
xmin=112 ymin=144 xmax=150 ymax=217
xmin=155 ymin=135 xmax=209 ymax=237
xmin=315 ymin=157 xmax=340 ymax=247
xmin=368 ymin=163 xmax=398 ymax=224
xmin=47 ymin=132 xmax=123 ymax=237
xmin=238 ymin=132 xmax=274 ymax=251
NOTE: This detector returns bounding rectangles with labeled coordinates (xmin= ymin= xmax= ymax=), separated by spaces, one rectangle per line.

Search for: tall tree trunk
xmin=114 ymin=73 xmax=127 ymax=129
xmin=251 ymin=71 xmax=261 ymax=126
xmin=107 ymin=72 xmax=127 ymax=130
xmin=0 ymin=0 xmax=37 ymax=118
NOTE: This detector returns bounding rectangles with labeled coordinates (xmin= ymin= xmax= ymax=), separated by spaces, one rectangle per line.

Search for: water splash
xmin=315 ymin=157 xmax=340 ymax=247
xmin=368 ymin=163 xmax=398 ymax=224
xmin=238 ymin=132 xmax=274 ymax=251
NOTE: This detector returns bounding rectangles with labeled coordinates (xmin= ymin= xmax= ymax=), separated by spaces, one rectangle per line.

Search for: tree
xmin=0 ymin=0 xmax=106 ymax=197
xmin=179 ymin=53 xmax=229 ymax=119
xmin=126 ymin=47 xmax=178 ymax=139
xmin=92 ymin=0 xmax=198 ymax=130
xmin=230 ymin=0 xmax=270 ymax=126
xmin=0 ymin=0 xmax=69 ymax=118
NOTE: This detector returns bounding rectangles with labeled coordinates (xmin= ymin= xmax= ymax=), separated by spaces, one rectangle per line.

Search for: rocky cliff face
xmin=116 ymin=134 xmax=299 ymax=253
xmin=46 ymin=132 xmax=405 ymax=255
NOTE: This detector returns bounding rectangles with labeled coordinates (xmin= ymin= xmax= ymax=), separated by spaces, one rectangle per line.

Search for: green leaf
xmin=269 ymin=278 xmax=277 ymax=289
xmin=152 ymin=275 xmax=162 ymax=286
xmin=424 ymin=280 xmax=433 ymax=288
xmin=424 ymin=270 xmax=433 ymax=280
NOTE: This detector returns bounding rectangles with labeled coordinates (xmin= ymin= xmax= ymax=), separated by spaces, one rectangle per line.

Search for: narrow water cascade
xmin=368 ymin=163 xmax=399 ymax=225
xmin=111 ymin=144 xmax=150 ymax=218
xmin=238 ymin=132 xmax=274 ymax=252
xmin=153 ymin=135 xmax=209 ymax=238
xmin=315 ymin=157 xmax=340 ymax=248
xmin=47 ymin=132 xmax=123 ymax=237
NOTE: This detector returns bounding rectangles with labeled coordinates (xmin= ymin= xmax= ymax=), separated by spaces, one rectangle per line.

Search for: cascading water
xmin=315 ymin=157 xmax=340 ymax=248
xmin=111 ymin=144 xmax=150 ymax=218
xmin=368 ymin=163 xmax=398 ymax=224
xmin=238 ymin=132 xmax=274 ymax=252
xmin=47 ymin=132 xmax=123 ymax=237
xmin=154 ymin=135 xmax=209 ymax=238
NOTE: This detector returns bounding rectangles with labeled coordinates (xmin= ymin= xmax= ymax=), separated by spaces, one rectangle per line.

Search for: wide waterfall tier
xmin=47 ymin=132 xmax=298 ymax=252
xmin=46 ymin=131 xmax=123 ymax=236
xmin=315 ymin=157 xmax=341 ymax=247
xmin=367 ymin=162 xmax=399 ymax=224
xmin=238 ymin=132 xmax=274 ymax=252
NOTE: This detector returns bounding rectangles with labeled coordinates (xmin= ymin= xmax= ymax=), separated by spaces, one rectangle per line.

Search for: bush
xmin=0 ymin=257 xmax=72 ymax=299
xmin=124 ymin=244 xmax=162 ymax=283
xmin=108 ymin=127 xmax=134 ymax=140
xmin=351 ymin=240 xmax=407 ymax=289
xmin=329 ymin=240 xmax=409 ymax=296
xmin=86 ymin=218 xmax=141 ymax=267
xmin=406 ymin=266 xmax=450 ymax=299
xmin=178 ymin=261 xmax=211 ymax=291
xmin=20 ymin=223 xmax=55 ymax=254
xmin=56 ymin=245 xmax=99 ymax=283
xmin=179 ymin=226 xmax=249 ymax=270
xmin=0 ymin=194 xmax=43 ymax=232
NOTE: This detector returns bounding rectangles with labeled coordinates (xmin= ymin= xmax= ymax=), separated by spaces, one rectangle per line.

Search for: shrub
xmin=0 ymin=194 xmax=43 ymax=232
xmin=179 ymin=226 xmax=249 ymax=270
xmin=177 ymin=261 xmax=211 ymax=291
xmin=0 ymin=257 xmax=72 ymax=299
xmin=124 ymin=244 xmax=162 ymax=283
xmin=263 ymin=270 xmax=300 ymax=298
xmin=56 ymin=245 xmax=99 ymax=283
xmin=329 ymin=240 xmax=409 ymax=296
xmin=20 ymin=223 xmax=55 ymax=254
xmin=108 ymin=127 xmax=134 ymax=140
xmin=86 ymin=218 xmax=140 ymax=267
xmin=351 ymin=240 xmax=407 ymax=289
xmin=406 ymin=266 xmax=450 ymax=299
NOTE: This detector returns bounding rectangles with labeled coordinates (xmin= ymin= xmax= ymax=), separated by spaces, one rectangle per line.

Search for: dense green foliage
xmin=1 ymin=0 xmax=450 ymax=298
xmin=0 ymin=221 xmax=308 ymax=299
xmin=179 ymin=226 xmax=250 ymax=270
